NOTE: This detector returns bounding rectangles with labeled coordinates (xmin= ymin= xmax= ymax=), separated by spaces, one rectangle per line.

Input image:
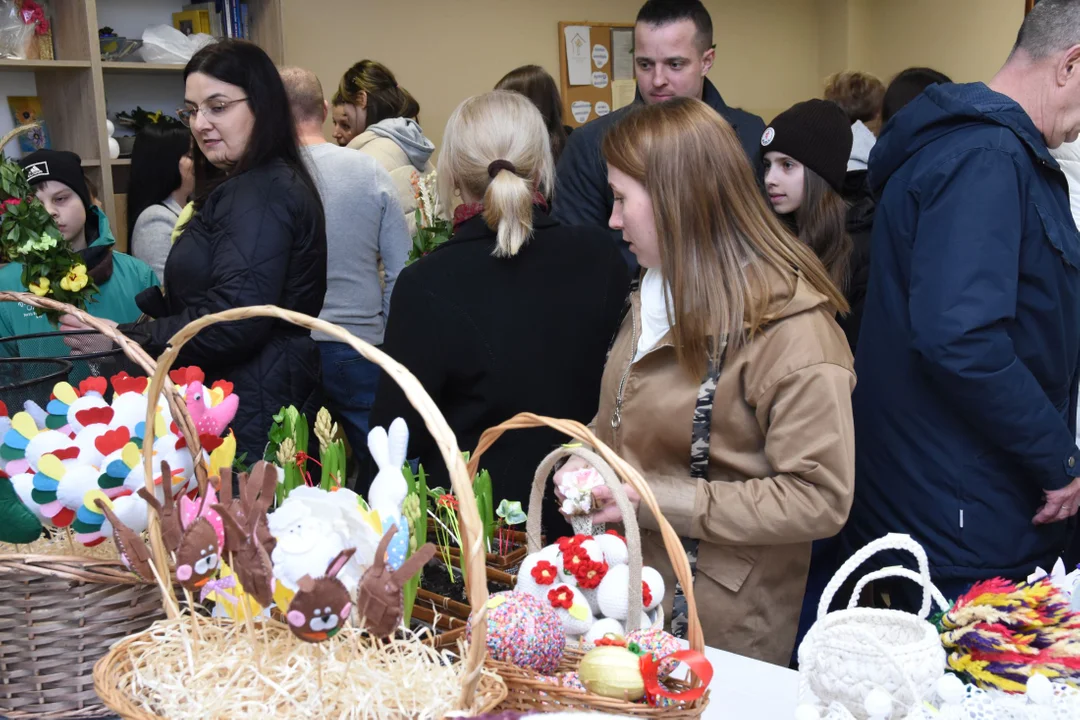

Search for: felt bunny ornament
xmin=138 ymin=460 xmax=184 ymax=553
xmin=287 ymin=548 xmax=356 ymax=643
xmin=356 ymin=524 xmax=437 ymax=637
xmin=212 ymin=462 xmax=278 ymax=608
xmin=175 ymin=517 xmax=220 ymax=595
xmin=367 ymin=417 xmax=410 ymax=570
xmin=216 ymin=465 xmax=276 ymax=556
xmin=95 ymin=497 xmax=154 ymax=582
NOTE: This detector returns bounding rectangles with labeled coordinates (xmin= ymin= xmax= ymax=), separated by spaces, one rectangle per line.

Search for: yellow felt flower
xmin=28 ymin=276 xmax=49 ymax=296
xmin=60 ymin=264 xmax=88 ymax=292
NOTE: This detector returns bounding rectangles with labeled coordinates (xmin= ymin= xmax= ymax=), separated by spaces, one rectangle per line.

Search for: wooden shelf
xmin=0 ymin=59 xmax=91 ymax=71
xmin=80 ymin=159 xmax=102 ymax=167
xmin=110 ymin=158 xmax=132 ymax=166
xmin=101 ymin=61 xmax=186 ymax=74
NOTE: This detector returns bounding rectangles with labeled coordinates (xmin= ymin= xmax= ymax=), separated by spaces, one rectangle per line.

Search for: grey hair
xmin=1013 ymin=0 xmax=1080 ymax=60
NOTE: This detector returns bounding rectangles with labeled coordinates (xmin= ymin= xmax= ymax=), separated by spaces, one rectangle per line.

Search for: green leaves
xmin=496 ymin=499 xmax=527 ymax=526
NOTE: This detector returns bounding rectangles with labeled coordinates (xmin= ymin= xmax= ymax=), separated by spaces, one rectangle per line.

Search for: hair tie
xmin=488 ymin=160 xmax=517 ymax=178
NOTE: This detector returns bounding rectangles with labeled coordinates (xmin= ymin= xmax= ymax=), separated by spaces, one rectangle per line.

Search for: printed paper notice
xmin=612 ymin=28 xmax=635 ymax=80
xmin=592 ymin=44 xmax=609 ymax=69
xmin=571 ymin=100 xmax=592 ymax=124
xmin=611 ymin=79 xmax=637 ymax=110
xmin=565 ymin=26 xmax=591 ymax=86
xmin=595 ymin=102 xmax=611 ymax=117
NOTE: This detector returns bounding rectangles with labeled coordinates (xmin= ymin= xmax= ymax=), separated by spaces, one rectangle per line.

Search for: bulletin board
xmin=558 ymin=21 xmax=636 ymax=129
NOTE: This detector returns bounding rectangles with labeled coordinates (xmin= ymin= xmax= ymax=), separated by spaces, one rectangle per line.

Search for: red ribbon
xmin=294 ymin=451 xmax=341 ymax=489
xmin=640 ymin=649 xmax=713 ymax=706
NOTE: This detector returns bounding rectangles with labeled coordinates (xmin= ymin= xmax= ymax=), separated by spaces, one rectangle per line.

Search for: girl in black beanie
xmin=761 ymin=99 xmax=854 ymax=295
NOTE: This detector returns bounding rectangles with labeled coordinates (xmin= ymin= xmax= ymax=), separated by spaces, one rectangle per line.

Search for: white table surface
xmin=670 ymin=643 xmax=799 ymax=719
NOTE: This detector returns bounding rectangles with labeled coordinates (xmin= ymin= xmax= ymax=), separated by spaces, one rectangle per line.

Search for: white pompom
xmin=863 ymin=688 xmax=892 ymax=719
xmin=936 ymin=673 xmax=965 ymax=705
xmin=1025 ymin=673 xmax=1054 ymax=705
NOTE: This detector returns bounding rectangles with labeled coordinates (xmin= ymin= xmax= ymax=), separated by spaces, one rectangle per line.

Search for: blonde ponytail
xmin=439 ymin=91 xmax=555 ymax=258
xmin=484 ymin=165 xmax=534 ymax=257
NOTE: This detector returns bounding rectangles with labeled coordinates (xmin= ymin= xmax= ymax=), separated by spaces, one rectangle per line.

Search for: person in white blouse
xmin=126 ymin=126 xmax=194 ymax=282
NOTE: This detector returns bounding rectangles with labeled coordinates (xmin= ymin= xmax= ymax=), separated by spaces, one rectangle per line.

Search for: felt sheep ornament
xmin=366 ymin=418 xmax=410 ymax=571
xmin=269 ymin=485 xmax=380 ymax=593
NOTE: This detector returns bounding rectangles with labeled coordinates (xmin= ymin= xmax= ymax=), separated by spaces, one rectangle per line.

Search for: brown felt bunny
xmin=211 ymin=461 xmax=278 ymax=608
xmin=95 ymin=498 xmax=154 ymax=582
xmin=137 ymin=460 xmax=183 ymax=553
xmin=215 ymin=465 xmax=276 ymax=556
xmin=174 ymin=517 xmax=220 ymax=594
xmin=286 ymin=548 xmax=356 ymax=643
xmin=356 ymin=525 xmax=437 ymax=637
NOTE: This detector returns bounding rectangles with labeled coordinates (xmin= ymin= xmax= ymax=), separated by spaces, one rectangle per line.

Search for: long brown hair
xmin=495 ymin=65 xmax=568 ymax=163
xmin=334 ymin=60 xmax=419 ymax=131
xmin=794 ymin=168 xmax=853 ymax=293
xmin=602 ymin=97 xmax=848 ymax=377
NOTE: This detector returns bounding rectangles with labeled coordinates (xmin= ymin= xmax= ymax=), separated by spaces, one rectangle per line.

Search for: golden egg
xmin=578 ymin=645 xmax=645 ymax=701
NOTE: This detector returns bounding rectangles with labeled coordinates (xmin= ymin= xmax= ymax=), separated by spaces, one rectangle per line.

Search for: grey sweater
xmin=301 ymin=143 xmax=409 ymax=344
xmin=131 ymin=196 xmax=184 ymax=283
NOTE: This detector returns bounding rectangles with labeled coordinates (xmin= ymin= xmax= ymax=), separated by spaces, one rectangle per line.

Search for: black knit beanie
xmin=760 ymin=99 xmax=852 ymax=193
xmin=20 ymin=149 xmax=92 ymax=213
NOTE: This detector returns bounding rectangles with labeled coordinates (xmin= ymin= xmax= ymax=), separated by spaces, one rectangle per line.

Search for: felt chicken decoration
xmin=95 ymin=496 xmax=155 ymax=582
xmin=0 ymin=468 xmax=42 ymax=543
xmin=212 ymin=462 xmax=278 ymax=609
xmin=286 ymin=548 xmax=356 ymax=643
xmin=185 ymin=380 xmax=239 ymax=438
xmin=355 ymin=524 xmax=436 ymax=638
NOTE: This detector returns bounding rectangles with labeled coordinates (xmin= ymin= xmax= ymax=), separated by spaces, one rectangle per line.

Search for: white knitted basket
xmin=797 ymin=534 xmax=950 ymax=719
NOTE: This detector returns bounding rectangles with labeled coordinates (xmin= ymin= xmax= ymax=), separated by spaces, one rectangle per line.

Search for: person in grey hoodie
xmin=333 ymin=59 xmax=436 ymax=233
xmin=281 ymin=67 xmax=410 ymax=469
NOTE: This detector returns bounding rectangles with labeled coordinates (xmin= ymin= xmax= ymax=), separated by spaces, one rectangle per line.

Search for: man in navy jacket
xmin=553 ymin=0 xmax=764 ymax=277
xmin=845 ymin=0 xmax=1080 ymax=603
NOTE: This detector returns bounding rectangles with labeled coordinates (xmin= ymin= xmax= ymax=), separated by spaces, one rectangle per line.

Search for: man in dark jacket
xmin=553 ymin=0 xmax=764 ymax=277
xmin=844 ymin=0 xmax=1080 ymax=605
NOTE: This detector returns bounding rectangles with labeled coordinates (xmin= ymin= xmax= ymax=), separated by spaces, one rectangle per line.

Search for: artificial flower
xmin=556 ymin=467 xmax=604 ymax=515
xmin=437 ymin=493 xmax=459 ymax=511
xmin=548 ymin=585 xmax=574 ymax=609
xmin=60 ymin=264 xmax=88 ymax=292
xmin=605 ymin=529 xmax=625 ymax=542
xmin=642 ymin=581 xmax=653 ymax=608
xmin=556 ymin=535 xmax=589 ymax=553
xmin=562 ymin=544 xmax=589 ymax=574
xmin=531 ymin=560 xmax=557 ymax=586
xmin=574 ymin=559 xmax=609 ymax=590
xmin=2 ymin=197 xmax=20 ymax=210
xmin=28 ymin=276 xmax=49 ymax=296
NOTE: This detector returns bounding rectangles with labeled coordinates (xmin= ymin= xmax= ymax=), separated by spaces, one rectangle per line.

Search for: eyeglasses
xmin=176 ymin=97 xmax=248 ymax=127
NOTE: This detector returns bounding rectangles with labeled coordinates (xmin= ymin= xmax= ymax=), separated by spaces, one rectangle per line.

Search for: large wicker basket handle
xmin=142 ymin=305 xmax=488 ymax=712
xmin=818 ymin=533 xmax=935 ymax=621
xmin=528 ymin=445 xmax=644 ymax=630
xmin=467 ymin=413 xmax=705 ymax=653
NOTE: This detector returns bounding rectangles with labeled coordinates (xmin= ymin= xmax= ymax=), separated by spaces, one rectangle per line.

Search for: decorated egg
xmin=626 ymin=628 xmax=682 ymax=680
xmin=466 ymin=591 xmax=565 ymax=675
xmin=578 ymin=644 xmax=645 ymax=700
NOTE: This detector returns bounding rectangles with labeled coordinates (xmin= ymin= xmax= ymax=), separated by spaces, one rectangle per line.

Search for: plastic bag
xmin=138 ymin=24 xmax=214 ymax=65
xmin=0 ymin=0 xmax=34 ymax=60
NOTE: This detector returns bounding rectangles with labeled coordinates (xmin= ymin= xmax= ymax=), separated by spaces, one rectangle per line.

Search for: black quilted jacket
xmin=126 ymin=159 xmax=327 ymax=462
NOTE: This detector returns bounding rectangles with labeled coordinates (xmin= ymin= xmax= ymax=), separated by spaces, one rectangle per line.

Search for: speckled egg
xmin=467 ymin=591 xmax=565 ymax=674
xmin=627 ymin=628 xmax=682 ymax=680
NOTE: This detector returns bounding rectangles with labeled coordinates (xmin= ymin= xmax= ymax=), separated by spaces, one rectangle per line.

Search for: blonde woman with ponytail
xmin=553 ymin=97 xmax=856 ymax=666
xmin=369 ymin=91 xmax=630 ymax=534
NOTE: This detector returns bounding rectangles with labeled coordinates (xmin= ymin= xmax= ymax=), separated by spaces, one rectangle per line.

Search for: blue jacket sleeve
xmin=909 ymin=148 xmax=1080 ymax=491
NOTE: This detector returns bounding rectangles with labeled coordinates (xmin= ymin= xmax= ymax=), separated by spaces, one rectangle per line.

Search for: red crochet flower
xmin=556 ymin=535 xmax=589 ymax=553
xmin=531 ymin=560 xmax=557 ymax=586
xmin=548 ymin=585 xmax=574 ymax=609
xmin=562 ymin=544 xmax=590 ymax=575
xmin=642 ymin=581 xmax=653 ymax=608
xmin=572 ymin=559 xmax=609 ymax=589
xmin=605 ymin=529 xmax=625 ymax=543
xmin=594 ymin=635 xmax=627 ymax=647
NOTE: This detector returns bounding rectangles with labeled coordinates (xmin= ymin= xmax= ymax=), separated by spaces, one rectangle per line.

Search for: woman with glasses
xmin=61 ymin=39 xmax=328 ymax=466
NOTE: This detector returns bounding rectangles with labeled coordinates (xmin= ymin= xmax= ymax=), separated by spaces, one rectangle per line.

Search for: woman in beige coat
xmin=556 ymin=97 xmax=856 ymax=666
xmin=333 ymin=60 xmax=435 ymax=233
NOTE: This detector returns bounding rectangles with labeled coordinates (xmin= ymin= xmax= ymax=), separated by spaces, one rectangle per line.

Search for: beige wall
xmin=281 ymin=0 xmax=822 ymax=150
xmin=280 ymin=0 xmax=1028 ymax=155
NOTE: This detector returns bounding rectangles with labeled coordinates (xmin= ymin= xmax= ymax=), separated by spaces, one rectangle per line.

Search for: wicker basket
xmin=0 ymin=291 xmax=194 ymax=720
xmin=465 ymin=414 xmax=709 ymax=718
xmin=798 ymin=533 xmax=951 ymax=719
xmin=93 ymin=305 xmax=506 ymax=718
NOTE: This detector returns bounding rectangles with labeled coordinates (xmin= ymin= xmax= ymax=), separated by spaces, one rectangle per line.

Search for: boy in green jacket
xmin=0 ymin=150 xmax=158 ymax=355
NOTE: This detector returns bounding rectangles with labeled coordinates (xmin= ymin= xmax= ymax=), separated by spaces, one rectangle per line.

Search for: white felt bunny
xmin=367 ymin=417 xmax=410 ymax=570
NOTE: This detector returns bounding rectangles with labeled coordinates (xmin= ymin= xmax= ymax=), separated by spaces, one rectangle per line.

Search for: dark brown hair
xmin=335 ymin=60 xmax=419 ymax=130
xmin=602 ymin=98 xmax=847 ymax=377
xmin=794 ymin=168 xmax=853 ymax=293
xmin=495 ymin=65 xmax=568 ymax=163
xmin=824 ymin=70 xmax=885 ymax=125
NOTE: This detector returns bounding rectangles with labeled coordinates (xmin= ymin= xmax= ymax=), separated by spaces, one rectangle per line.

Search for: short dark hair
xmin=824 ymin=71 xmax=885 ymax=124
xmin=126 ymin=125 xmax=190 ymax=242
xmin=280 ymin=67 xmax=325 ymax=126
xmin=1013 ymin=0 xmax=1080 ymax=60
xmin=184 ymin=39 xmax=322 ymax=221
xmin=881 ymin=67 xmax=952 ymax=124
xmin=495 ymin=65 xmax=568 ymax=163
xmin=636 ymin=0 xmax=713 ymax=53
